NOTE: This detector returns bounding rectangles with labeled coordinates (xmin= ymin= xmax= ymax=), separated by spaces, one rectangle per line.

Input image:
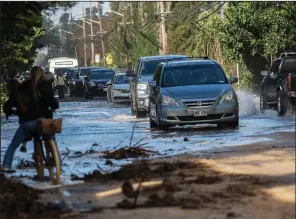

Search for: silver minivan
xmin=149 ymin=59 xmax=239 ymax=130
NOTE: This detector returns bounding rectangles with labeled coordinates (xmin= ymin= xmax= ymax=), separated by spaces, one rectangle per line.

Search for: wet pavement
xmin=1 ymin=91 xmax=295 ymax=184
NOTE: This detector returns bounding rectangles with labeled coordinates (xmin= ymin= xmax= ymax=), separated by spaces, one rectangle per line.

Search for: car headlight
xmin=162 ymin=95 xmax=177 ymax=105
xmin=219 ymin=91 xmax=234 ymax=103
xmin=113 ymin=89 xmax=121 ymax=93
xmin=137 ymin=83 xmax=148 ymax=91
xmin=90 ymin=81 xmax=96 ymax=87
xmin=72 ymin=81 xmax=76 ymax=85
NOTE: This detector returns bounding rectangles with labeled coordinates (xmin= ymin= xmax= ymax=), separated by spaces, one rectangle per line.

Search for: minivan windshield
xmin=90 ymin=70 xmax=115 ymax=79
xmin=162 ymin=64 xmax=228 ymax=87
xmin=141 ymin=60 xmax=164 ymax=75
xmin=141 ymin=58 xmax=188 ymax=75
xmin=114 ymin=75 xmax=130 ymax=84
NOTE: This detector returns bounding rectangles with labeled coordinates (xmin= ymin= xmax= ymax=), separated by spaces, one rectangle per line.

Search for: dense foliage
xmin=0 ymin=2 xmax=75 ymax=73
xmin=4 ymin=2 xmax=295 ymax=89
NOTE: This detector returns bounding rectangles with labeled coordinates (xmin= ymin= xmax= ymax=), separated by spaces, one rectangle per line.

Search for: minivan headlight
xmin=219 ymin=91 xmax=234 ymax=103
xmin=90 ymin=81 xmax=96 ymax=87
xmin=162 ymin=95 xmax=177 ymax=105
xmin=137 ymin=83 xmax=148 ymax=91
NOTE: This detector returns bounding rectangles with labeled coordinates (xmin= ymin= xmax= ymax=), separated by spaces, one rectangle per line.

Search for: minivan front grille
xmin=183 ymin=100 xmax=216 ymax=109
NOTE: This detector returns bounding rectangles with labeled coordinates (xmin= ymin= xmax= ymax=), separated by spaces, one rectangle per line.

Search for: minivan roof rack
xmin=280 ymin=52 xmax=296 ymax=58
xmin=187 ymin=56 xmax=209 ymax=60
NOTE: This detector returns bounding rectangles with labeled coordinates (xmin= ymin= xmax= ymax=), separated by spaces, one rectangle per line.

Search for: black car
xmin=84 ymin=68 xmax=116 ymax=99
xmin=260 ymin=52 xmax=296 ymax=116
xmin=77 ymin=67 xmax=102 ymax=80
xmin=66 ymin=68 xmax=84 ymax=97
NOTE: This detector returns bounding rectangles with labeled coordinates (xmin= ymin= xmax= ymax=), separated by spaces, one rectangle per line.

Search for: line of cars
xmin=126 ymin=55 xmax=239 ymax=130
xmin=64 ymin=67 xmax=131 ymax=103
xmin=125 ymin=52 xmax=295 ymax=131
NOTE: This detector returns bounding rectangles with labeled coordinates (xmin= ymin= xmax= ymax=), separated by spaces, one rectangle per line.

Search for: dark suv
xmin=84 ymin=68 xmax=115 ymax=99
xmin=260 ymin=52 xmax=296 ymax=116
xmin=126 ymin=55 xmax=188 ymax=118
xmin=65 ymin=68 xmax=84 ymax=97
xmin=148 ymin=58 xmax=239 ymax=130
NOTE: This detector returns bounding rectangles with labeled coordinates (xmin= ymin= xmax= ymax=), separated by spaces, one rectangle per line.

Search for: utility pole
xmin=97 ymin=1 xmax=106 ymax=66
xmin=75 ymin=46 xmax=78 ymax=60
xmin=139 ymin=2 xmax=144 ymax=25
xmin=90 ymin=2 xmax=95 ymax=64
xmin=60 ymin=25 xmax=63 ymax=56
xmin=122 ymin=5 xmax=128 ymax=67
xmin=82 ymin=6 xmax=87 ymax=66
xmin=159 ymin=1 xmax=167 ymax=55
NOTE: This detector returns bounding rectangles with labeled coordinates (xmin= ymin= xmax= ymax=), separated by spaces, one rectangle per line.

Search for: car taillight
xmin=287 ymin=75 xmax=291 ymax=90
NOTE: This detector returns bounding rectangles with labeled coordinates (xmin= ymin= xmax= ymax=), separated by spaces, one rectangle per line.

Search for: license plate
xmin=194 ymin=109 xmax=207 ymax=117
xmin=103 ymin=88 xmax=107 ymax=91
xmin=117 ymin=93 xmax=128 ymax=97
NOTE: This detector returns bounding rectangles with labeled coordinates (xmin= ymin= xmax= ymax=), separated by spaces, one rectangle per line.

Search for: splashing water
xmin=236 ymin=90 xmax=260 ymax=116
xmin=236 ymin=89 xmax=295 ymax=118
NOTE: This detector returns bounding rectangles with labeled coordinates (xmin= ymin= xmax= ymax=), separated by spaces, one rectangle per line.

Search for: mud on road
xmin=1 ymin=131 xmax=294 ymax=219
xmin=0 ymin=91 xmax=295 ymax=219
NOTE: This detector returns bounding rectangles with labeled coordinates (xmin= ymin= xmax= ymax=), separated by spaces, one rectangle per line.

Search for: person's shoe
xmin=20 ymin=144 xmax=27 ymax=153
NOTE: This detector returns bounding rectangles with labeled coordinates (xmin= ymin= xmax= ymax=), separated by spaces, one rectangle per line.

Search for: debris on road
xmin=102 ymin=145 xmax=159 ymax=160
xmin=16 ymin=159 xmax=35 ymax=169
xmin=183 ymin=137 xmax=189 ymax=142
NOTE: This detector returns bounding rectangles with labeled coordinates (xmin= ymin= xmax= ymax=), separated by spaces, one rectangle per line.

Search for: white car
xmin=107 ymin=73 xmax=130 ymax=103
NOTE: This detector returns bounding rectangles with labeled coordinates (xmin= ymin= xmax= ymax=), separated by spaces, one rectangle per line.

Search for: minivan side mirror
xmin=261 ymin=71 xmax=268 ymax=76
xmin=149 ymin=80 xmax=157 ymax=88
xmin=229 ymin=76 xmax=238 ymax=84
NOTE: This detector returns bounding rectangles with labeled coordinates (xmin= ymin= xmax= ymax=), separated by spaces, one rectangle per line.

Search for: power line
xmin=195 ymin=2 xmax=226 ymax=23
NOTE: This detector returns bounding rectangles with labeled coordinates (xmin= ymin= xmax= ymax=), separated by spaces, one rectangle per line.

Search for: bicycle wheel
xmin=33 ymin=139 xmax=45 ymax=181
xmin=44 ymin=139 xmax=61 ymax=185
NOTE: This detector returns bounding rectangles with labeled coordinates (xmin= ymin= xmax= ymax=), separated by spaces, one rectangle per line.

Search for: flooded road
xmin=1 ymin=91 xmax=295 ymax=184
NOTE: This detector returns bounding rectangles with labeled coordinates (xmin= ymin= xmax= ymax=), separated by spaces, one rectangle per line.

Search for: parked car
xmin=127 ymin=55 xmax=188 ymax=118
xmin=148 ymin=58 xmax=239 ymax=130
xmin=84 ymin=68 xmax=115 ymax=99
xmin=107 ymin=73 xmax=130 ymax=103
xmin=260 ymin=52 xmax=296 ymax=116
xmin=66 ymin=68 xmax=84 ymax=97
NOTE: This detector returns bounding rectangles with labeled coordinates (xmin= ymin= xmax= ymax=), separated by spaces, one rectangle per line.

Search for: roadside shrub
xmin=237 ymin=60 xmax=258 ymax=92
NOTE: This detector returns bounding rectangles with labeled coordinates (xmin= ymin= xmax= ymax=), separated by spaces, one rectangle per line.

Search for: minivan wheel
xmin=158 ymin=123 xmax=170 ymax=131
xmin=260 ymin=91 xmax=267 ymax=113
xmin=217 ymin=119 xmax=239 ymax=129
xmin=84 ymin=91 xmax=89 ymax=99
xmin=277 ymin=91 xmax=288 ymax=116
xmin=136 ymin=110 xmax=146 ymax=118
xmin=149 ymin=116 xmax=158 ymax=129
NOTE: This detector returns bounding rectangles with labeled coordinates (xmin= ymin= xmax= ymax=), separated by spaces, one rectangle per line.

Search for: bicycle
xmin=31 ymin=118 xmax=62 ymax=185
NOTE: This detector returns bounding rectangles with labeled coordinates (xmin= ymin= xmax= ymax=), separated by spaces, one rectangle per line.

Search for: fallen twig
xmin=69 ymin=144 xmax=100 ymax=158
xmin=132 ymin=136 xmax=148 ymax=147
xmin=129 ymin=123 xmax=136 ymax=147
xmin=102 ymin=145 xmax=158 ymax=160
xmin=61 ymin=148 xmax=70 ymax=161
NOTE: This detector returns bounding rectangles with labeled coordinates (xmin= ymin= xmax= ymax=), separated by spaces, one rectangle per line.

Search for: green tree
xmin=220 ymin=2 xmax=296 ymax=84
xmin=1 ymin=2 xmax=76 ymax=73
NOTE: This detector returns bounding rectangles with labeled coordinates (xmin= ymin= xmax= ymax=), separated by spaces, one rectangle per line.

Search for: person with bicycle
xmin=1 ymin=66 xmax=59 ymax=173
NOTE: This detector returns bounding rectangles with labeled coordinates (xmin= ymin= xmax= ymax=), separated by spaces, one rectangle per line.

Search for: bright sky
xmin=50 ymin=1 xmax=110 ymax=24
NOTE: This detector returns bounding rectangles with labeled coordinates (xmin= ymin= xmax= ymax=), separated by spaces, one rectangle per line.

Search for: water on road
xmin=1 ymin=91 xmax=295 ymax=184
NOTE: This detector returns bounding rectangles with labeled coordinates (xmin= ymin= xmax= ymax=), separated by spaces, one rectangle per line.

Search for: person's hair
xmin=30 ymin=66 xmax=44 ymax=101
